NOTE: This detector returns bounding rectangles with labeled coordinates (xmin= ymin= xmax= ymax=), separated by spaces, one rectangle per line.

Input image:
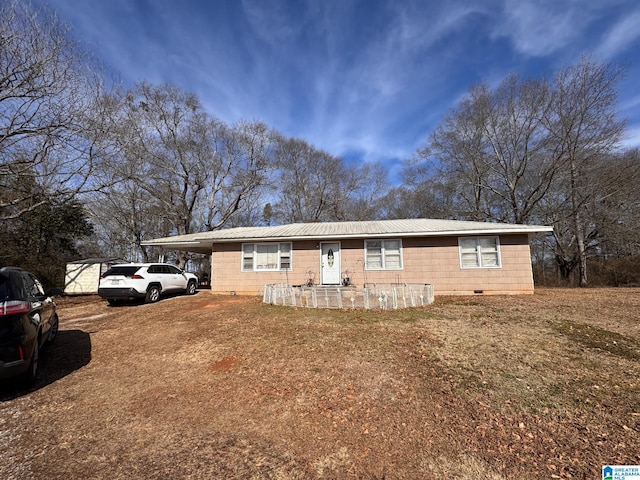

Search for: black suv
xmin=0 ymin=267 xmax=61 ymax=385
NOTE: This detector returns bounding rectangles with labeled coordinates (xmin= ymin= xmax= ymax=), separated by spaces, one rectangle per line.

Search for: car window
xmin=30 ymin=275 xmax=45 ymax=296
xmin=8 ymin=271 xmax=26 ymax=299
xmin=21 ymin=273 xmax=42 ymax=299
xmin=103 ymin=266 xmax=141 ymax=277
xmin=0 ymin=274 xmax=11 ymax=300
xmin=168 ymin=265 xmax=182 ymax=274
xmin=147 ymin=265 xmax=158 ymax=274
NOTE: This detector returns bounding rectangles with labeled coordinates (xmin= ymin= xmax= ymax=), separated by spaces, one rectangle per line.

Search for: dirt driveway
xmin=1 ymin=289 xmax=639 ymax=479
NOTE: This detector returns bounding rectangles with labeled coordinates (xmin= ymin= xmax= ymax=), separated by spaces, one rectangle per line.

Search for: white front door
xmin=321 ymin=242 xmax=341 ymax=285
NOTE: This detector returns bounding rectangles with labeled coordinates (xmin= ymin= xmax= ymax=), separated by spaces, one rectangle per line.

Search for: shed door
xmin=320 ymin=242 xmax=341 ymax=285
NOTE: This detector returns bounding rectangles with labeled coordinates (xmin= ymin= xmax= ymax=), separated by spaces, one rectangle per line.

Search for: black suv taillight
xmin=1 ymin=300 xmax=30 ymax=316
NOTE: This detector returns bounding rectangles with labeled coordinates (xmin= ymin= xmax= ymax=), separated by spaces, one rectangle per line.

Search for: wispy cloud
xmin=40 ymin=0 xmax=640 ymax=170
xmin=286 ymin=1 xmax=490 ymax=163
xmin=241 ymin=0 xmax=308 ymax=47
xmin=492 ymin=1 xmax=589 ymax=57
xmin=621 ymin=124 xmax=640 ymax=149
xmin=595 ymin=9 xmax=640 ymax=59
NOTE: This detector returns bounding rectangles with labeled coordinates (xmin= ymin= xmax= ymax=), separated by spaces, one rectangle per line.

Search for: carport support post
xmin=209 ymin=251 xmax=214 ymax=292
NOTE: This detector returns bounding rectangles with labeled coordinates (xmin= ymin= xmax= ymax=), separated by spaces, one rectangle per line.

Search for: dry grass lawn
xmin=1 ymin=288 xmax=639 ymax=479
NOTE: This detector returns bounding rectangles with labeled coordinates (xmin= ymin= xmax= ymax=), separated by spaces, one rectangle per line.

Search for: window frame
xmin=22 ymin=273 xmax=45 ymax=299
xmin=364 ymin=239 xmax=403 ymax=271
xmin=168 ymin=265 xmax=182 ymax=275
xmin=458 ymin=236 xmax=502 ymax=269
xmin=241 ymin=242 xmax=293 ymax=272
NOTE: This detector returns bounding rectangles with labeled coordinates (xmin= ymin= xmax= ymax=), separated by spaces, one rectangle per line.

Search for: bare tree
xmin=86 ymin=165 xmax=172 ymax=262
xmin=113 ymin=83 xmax=272 ymax=234
xmin=544 ymin=58 xmax=626 ymax=286
xmin=381 ymin=155 xmax=456 ymax=219
xmin=427 ymin=89 xmax=494 ymax=221
xmin=589 ymin=149 xmax=640 ymax=256
xmin=429 ymin=75 xmax=558 ymax=224
xmin=0 ymin=0 xmax=107 ymax=220
xmin=272 ymin=135 xmax=382 ymax=223
xmin=118 ymin=82 xmax=210 ymax=236
xmin=86 ymin=83 xmax=274 ymax=264
xmin=340 ymin=161 xmax=390 ymax=221
xmin=419 ymin=58 xmax=627 ymax=286
xmin=200 ymin=119 xmax=274 ymax=230
xmin=273 ymin=136 xmax=334 ymax=223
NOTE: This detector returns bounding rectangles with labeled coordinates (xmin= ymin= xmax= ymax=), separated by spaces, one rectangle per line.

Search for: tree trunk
xmin=570 ymin=158 xmax=589 ymax=287
xmin=576 ymin=237 xmax=588 ymax=287
xmin=555 ymin=254 xmax=578 ymax=281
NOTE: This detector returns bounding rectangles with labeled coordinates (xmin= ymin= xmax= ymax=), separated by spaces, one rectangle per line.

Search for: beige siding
xmin=212 ymin=240 xmax=319 ymax=295
xmin=64 ymin=263 xmax=102 ymax=294
xmin=209 ymin=234 xmax=535 ymax=296
xmin=398 ymin=235 xmax=535 ymax=295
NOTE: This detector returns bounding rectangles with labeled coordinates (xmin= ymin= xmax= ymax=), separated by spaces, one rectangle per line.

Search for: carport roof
xmin=141 ymin=218 xmax=553 ymax=253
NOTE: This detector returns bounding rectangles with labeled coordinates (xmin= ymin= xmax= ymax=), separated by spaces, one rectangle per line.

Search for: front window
xmin=459 ymin=236 xmax=501 ymax=268
xmin=256 ymin=244 xmax=278 ymax=270
xmin=242 ymin=243 xmax=292 ymax=271
xmin=365 ymin=239 xmax=403 ymax=270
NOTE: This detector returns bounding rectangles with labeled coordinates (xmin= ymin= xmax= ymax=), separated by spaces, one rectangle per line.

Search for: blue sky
xmin=39 ymin=0 xmax=640 ymax=177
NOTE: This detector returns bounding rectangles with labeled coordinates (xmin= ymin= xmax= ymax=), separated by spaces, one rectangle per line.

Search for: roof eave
xmin=211 ymin=227 xmax=553 ymax=242
xmin=142 ymin=226 xmax=554 ymax=249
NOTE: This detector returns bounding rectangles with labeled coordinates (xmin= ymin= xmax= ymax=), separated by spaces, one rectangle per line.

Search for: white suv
xmin=98 ymin=263 xmax=199 ymax=305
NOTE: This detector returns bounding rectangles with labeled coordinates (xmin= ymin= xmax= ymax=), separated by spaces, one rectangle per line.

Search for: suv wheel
xmin=47 ymin=314 xmax=59 ymax=344
xmin=187 ymin=281 xmax=197 ymax=295
xmin=20 ymin=342 xmax=39 ymax=386
xmin=145 ymin=285 xmax=161 ymax=303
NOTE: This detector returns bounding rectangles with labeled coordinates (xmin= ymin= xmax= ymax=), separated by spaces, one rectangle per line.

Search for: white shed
xmin=64 ymin=258 xmax=123 ymax=295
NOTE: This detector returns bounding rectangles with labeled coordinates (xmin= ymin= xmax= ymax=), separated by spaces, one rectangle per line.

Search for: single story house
xmin=142 ymin=218 xmax=553 ymax=296
xmin=64 ymin=257 xmax=124 ymax=295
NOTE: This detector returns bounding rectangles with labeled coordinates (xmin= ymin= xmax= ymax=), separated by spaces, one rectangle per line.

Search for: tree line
xmin=394 ymin=64 xmax=640 ymax=287
xmin=1 ymin=0 xmax=639 ymax=288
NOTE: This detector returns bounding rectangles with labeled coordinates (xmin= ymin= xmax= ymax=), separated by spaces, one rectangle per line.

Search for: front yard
xmin=1 ymin=289 xmax=639 ymax=479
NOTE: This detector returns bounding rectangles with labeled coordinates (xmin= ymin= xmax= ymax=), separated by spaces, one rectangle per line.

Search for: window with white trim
xmin=365 ymin=239 xmax=403 ymax=270
xmin=459 ymin=236 xmax=501 ymax=268
xmin=242 ymin=243 xmax=292 ymax=271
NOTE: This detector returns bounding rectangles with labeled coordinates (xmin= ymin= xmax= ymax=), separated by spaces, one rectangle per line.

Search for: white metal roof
xmin=141 ymin=218 xmax=553 ymax=251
